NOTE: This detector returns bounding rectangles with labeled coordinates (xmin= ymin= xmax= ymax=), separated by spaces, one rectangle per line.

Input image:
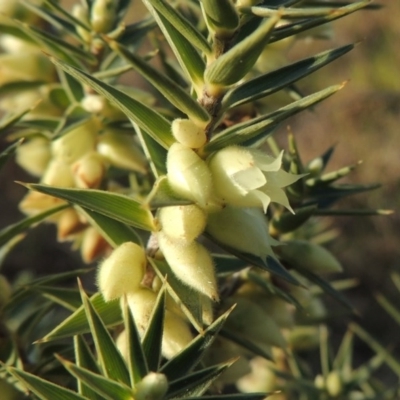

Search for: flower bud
xmin=326 ymin=371 xmax=342 ymax=397
xmin=90 ymin=0 xmax=119 ymax=33
xmin=19 ymin=191 xmax=65 ymax=216
xmin=158 ymin=205 xmax=206 ymax=243
xmin=206 ymin=206 xmax=279 ymax=259
xmin=81 ymin=94 xmax=107 ymax=114
xmin=163 ymin=310 xmax=193 ymax=359
xmin=158 ymin=232 xmax=218 ymax=300
xmin=237 ymin=357 xmax=277 ymax=393
xmin=167 ymin=143 xmax=212 ymax=207
xmin=42 ymin=159 xmax=75 ymax=187
xmin=135 ymin=372 xmax=169 ymax=400
xmin=97 ymin=242 xmax=146 ymax=301
xmin=72 ymin=152 xmax=105 ymax=189
xmin=72 ymin=4 xmax=91 ymax=42
xmin=16 ymin=137 xmax=51 ymax=177
xmin=80 ymin=226 xmax=110 ymax=263
xmin=307 ymin=157 xmax=324 ymax=177
xmin=278 ymin=240 xmax=342 ymax=274
xmin=288 ymin=326 xmax=319 ymax=350
xmin=171 ymin=119 xmax=207 ymax=149
xmin=57 ymin=208 xmax=86 ymax=240
xmin=51 ymin=119 xmax=98 ymax=165
xmin=97 ymin=129 xmax=147 ymax=173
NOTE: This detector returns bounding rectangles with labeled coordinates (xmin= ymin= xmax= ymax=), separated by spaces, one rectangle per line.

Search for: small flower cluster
xmin=97 ymin=241 xmax=194 ymax=359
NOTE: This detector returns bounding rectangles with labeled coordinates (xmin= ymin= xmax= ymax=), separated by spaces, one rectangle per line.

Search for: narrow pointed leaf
xmin=295 ymin=266 xmax=353 ymax=311
xmin=186 ymin=395 xmax=272 ymax=400
xmin=166 ymin=362 xmax=233 ymax=398
xmin=79 ymin=286 xmax=130 ymax=385
xmin=49 ymin=57 xmax=174 ymax=148
xmin=375 ymin=293 xmax=400 ymax=327
xmin=161 ymin=307 xmax=233 ymax=381
xmin=0 ymin=139 xmax=21 ymax=171
xmin=206 ymin=83 xmax=344 ymax=153
xmin=122 ymin=298 xmax=149 ymax=385
xmin=0 ymin=204 xmax=68 ymax=248
xmin=222 ymin=44 xmax=354 ymax=110
xmin=213 ymin=254 xmax=248 ymax=275
xmin=39 ymin=292 xmax=122 ymax=342
xmin=37 ymin=286 xmax=82 ymax=311
xmin=57 ymin=357 xmax=134 ymax=400
xmin=74 ymin=336 xmax=103 ymax=400
xmin=271 ymin=205 xmax=317 ymax=234
xmin=0 ymin=106 xmax=35 ymax=135
xmin=143 ymin=0 xmax=205 ymax=89
xmin=204 ymin=13 xmax=280 ymax=86
xmin=25 ymin=184 xmax=155 ymax=232
xmin=142 ymin=287 xmax=166 ymax=372
xmin=351 ymin=323 xmax=400 ymax=377
xmin=58 ymin=67 xmax=84 ymax=103
xmin=5 ymin=366 xmax=87 ymax=400
xmin=270 ymin=0 xmax=371 ymax=44
xmin=109 ymin=40 xmax=210 ymax=124
xmin=333 ymin=330 xmax=354 ymax=371
xmin=78 ymin=208 xmax=142 ymax=248
xmin=145 ymin=0 xmax=211 ymax=55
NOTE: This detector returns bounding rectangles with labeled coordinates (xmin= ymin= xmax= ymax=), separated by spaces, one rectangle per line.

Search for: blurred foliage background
xmin=0 ymin=0 xmax=399 ymax=380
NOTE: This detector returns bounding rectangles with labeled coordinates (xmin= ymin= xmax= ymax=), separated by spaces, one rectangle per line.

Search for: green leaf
xmin=79 ymin=284 xmax=130 ymax=385
xmin=205 ymin=232 xmax=299 ymax=285
xmin=0 ymin=204 xmax=68 ymax=248
xmin=306 ymin=162 xmax=361 ymax=187
xmin=270 ymin=0 xmax=372 ymax=44
xmin=57 ymin=67 xmax=84 ymax=104
xmin=213 ymin=254 xmax=248 ymax=275
xmin=57 ymin=356 xmax=134 ymax=400
xmin=144 ymin=0 xmax=211 ymax=55
xmin=5 ymin=366 xmax=87 ymax=400
xmin=204 ymin=13 xmax=280 ymax=86
xmin=161 ymin=307 xmax=233 ymax=381
xmin=351 ymin=323 xmax=400 ymax=377
xmin=271 ymin=205 xmax=318 ymax=234
xmin=121 ymin=298 xmax=149 ymax=385
xmin=143 ymin=0 xmax=205 ymax=90
xmin=0 ymin=139 xmax=21 ymax=171
xmin=142 ymin=287 xmax=166 ymax=372
xmin=222 ymin=44 xmax=354 ymax=110
xmin=145 ymin=176 xmax=192 ymax=209
xmin=0 ymin=106 xmax=39 ymax=136
xmin=375 ymin=293 xmax=400 ymax=327
xmin=25 ymin=184 xmax=156 ymax=232
xmin=333 ymin=330 xmax=353 ymax=372
xmin=49 ymin=57 xmax=174 ymax=149
xmin=166 ymin=361 xmax=233 ymax=398
xmin=74 ymin=336 xmax=104 ymax=400
xmin=185 ymin=395 xmax=272 ymax=400
xmin=201 ymin=0 xmax=239 ymax=33
xmin=39 ymin=292 xmax=122 ymax=342
xmin=109 ymin=40 xmax=210 ymax=125
xmin=78 ymin=207 xmax=142 ymax=248
xmin=295 ymin=266 xmax=353 ymax=311
xmin=37 ymin=286 xmax=82 ymax=311
xmin=150 ymin=258 xmax=203 ymax=332
xmin=205 ymin=83 xmax=344 ymax=153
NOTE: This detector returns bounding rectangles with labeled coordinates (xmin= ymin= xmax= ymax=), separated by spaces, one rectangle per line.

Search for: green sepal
xmin=78 ymin=283 xmax=130 ymax=385
xmin=271 ymin=205 xmax=317 ymax=234
xmin=142 ymin=286 xmax=166 ymax=372
xmin=49 ymin=56 xmax=174 ymax=149
xmin=166 ymin=361 xmax=233 ymax=398
xmin=270 ymin=0 xmax=372 ymax=44
xmin=145 ymin=0 xmax=211 ymax=55
xmin=121 ymin=297 xmax=149 ymax=385
xmin=143 ymin=0 xmax=205 ymax=91
xmin=4 ymin=366 xmax=88 ymax=400
xmin=38 ymin=292 xmax=122 ymax=342
xmin=205 ymin=83 xmax=344 ymax=153
xmin=204 ymin=13 xmax=280 ymax=86
xmin=161 ymin=307 xmax=233 ymax=381
xmin=74 ymin=335 xmax=104 ymax=400
xmin=109 ymin=40 xmax=210 ymax=125
xmin=24 ymin=184 xmax=156 ymax=232
xmin=200 ymin=0 xmax=239 ymax=35
xmin=222 ymin=43 xmax=354 ymax=111
xmin=0 ymin=204 xmax=68 ymax=248
xmin=56 ymin=356 xmax=135 ymax=400
xmin=145 ymin=176 xmax=192 ymax=209
xmin=78 ymin=207 xmax=143 ymax=248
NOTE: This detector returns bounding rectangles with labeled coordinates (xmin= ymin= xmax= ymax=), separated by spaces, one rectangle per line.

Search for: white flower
xmin=208 ymin=146 xmax=301 ymax=212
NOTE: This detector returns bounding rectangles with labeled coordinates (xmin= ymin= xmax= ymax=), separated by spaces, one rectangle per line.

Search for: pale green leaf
xmin=205 ymin=83 xmax=344 ymax=153
xmin=25 ymin=184 xmax=156 ymax=232
xmin=49 ymin=57 xmax=174 ymax=149
xmin=201 ymin=0 xmax=239 ymax=33
xmin=5 ymin=366 xmax=87 ymax=400
xmin=204 ymin=13 xmax=280 ymax=86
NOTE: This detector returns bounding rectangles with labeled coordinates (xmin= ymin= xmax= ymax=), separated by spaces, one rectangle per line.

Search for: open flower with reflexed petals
xmin=208 ymin=146 xmax=301 ymax=212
